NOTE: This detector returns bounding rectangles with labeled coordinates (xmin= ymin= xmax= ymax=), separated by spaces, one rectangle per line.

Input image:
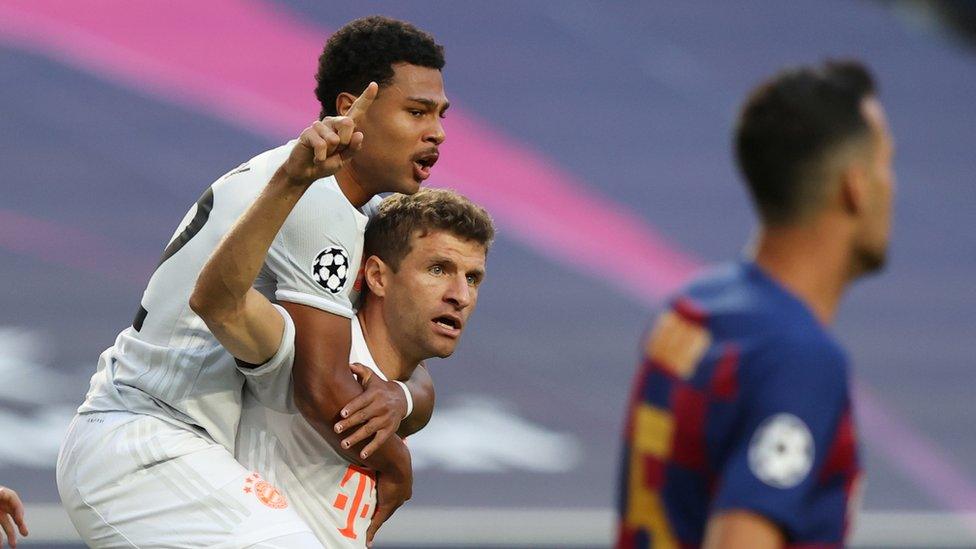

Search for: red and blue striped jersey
xmin=617 ymin=262 xmax=861 ymax=548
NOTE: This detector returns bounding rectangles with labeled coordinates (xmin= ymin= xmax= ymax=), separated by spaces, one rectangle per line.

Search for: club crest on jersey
xmin=748 ymin=413 xmax=814 ymax=488
xmin=243 ymin=472 xmax=288 ymax=509
xmin=313 ymin=246 xmax=350 ymax=294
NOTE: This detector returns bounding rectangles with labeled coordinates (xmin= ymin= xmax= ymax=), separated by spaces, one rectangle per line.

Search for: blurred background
xmin=1 ymin=1 xmax=975 ymax=547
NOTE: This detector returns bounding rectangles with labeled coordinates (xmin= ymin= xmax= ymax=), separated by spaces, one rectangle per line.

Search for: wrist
xmin=273 ymin=165 xmax=316 ymax=189
xmin=392 ymin=380 xmax=414 ymax=420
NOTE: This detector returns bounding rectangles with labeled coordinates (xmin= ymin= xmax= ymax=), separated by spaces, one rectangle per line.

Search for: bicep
xmin=703 ymin=511 xmax=783 ymax=549
xmin=281 ymin=301 xmax=358 ymax=410
xmin=712 ymin=343 xmax=848 ymax=535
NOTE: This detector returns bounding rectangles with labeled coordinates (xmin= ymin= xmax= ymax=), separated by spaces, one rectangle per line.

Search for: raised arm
xmin=189 ymin=83 xmax=376 ymax=361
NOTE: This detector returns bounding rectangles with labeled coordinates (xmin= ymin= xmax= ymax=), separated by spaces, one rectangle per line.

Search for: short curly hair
xmin=365 ymin=188 xmax=495 ymax=272
xmin=315 ymin=16 xmax=445 ymax=119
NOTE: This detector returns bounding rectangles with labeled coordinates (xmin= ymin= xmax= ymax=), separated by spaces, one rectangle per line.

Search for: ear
xmin=334 ymin=92 xmax=358 ymax=117
xmin=363 ymin=255 xmax=389 ymax=298
xmin=839 ymin=163 xmax=869 ymax=218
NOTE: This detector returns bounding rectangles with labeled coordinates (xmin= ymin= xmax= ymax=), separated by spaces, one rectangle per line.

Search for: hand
xmin=334 ymin=363 xmax=407 ymax=460
xmin=367 ymin=467 xmax=412 ymax=548
xmin=283 ymin=81 xmax=377 ymax=184
xmin=0 ymin=486 xmax=28 ymax=549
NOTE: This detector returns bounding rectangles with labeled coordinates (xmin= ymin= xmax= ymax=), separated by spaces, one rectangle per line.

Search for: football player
xmin=58 ymin=16 xmax=449 ymax=547
xmin=198 ymin=186 xmax=492 ymax=547
xmin=617 ymin=60 xmax=893 ymax=548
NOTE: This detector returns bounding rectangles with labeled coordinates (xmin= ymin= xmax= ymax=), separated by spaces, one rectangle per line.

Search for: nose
xmin=425 ymin=117 xmax=446 ymax=146
xmin=443 ymin=274 xmax=472 ymax=309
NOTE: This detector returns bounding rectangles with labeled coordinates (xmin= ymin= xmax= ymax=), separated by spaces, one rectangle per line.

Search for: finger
xmin=1 ymin=513 xmax=15 ymax=548
xmin=335 ymin=404 xmax=373 ymax=434
xmin=348 ymin=362 xmax=373 ymax=387
xmin=334 ymin=117 xmax=355 ymax=145
xmin=301 ymin=126 xmax=335 ymax=163
xmin=339 ymin=132 xmax=364 ymax=162
xmin=311 ymin=122 xmax=341 ymax=160
xmin=5 ymin=493 xmax=25 ymax=538
xmin=346 ymin=81 xmax=378 ymax=122
xmin=340 ymin=417 xmax=387 ymax=452
xmin=358 ymin=426 xmax=393 ymax=460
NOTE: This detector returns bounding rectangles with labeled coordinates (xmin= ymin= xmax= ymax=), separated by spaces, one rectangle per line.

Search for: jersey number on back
xmin=133 ymin=187 xmax=214 ymax=331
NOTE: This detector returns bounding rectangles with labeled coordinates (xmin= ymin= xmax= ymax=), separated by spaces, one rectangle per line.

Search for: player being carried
xmin=194 ymin=183 xmax=493 ymax=547
xmin=58 ymin=16 xmax=450 ymax=547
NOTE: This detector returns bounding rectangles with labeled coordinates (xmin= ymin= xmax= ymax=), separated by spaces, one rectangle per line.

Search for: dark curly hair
xmin=364 ymin=188 xmax=495 ymax=272
xmin=735 ymin=60 xmax=877 ymax=226
xmin=315 ymin=16 xmax=445 ymax=119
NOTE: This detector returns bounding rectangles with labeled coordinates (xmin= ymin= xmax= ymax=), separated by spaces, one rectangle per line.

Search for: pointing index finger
xmin=346 ymin=81 xmax=378 ymax=122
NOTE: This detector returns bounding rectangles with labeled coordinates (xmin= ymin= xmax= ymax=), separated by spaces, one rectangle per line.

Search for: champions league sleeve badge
xmin=312 ymin=246 xmax=350 ymax=294
xmin=748 ymin=413 xmax=815 ymax=489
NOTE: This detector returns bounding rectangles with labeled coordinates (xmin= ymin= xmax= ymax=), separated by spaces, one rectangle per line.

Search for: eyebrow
xmin=407 ymin=96 xmax=451 ymax=111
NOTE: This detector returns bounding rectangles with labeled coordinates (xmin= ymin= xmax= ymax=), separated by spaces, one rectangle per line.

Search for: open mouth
xmin=412 ymin=152 xmax=439 ymax=181
xmin=432 ymin=314 xmax=461 ymax=335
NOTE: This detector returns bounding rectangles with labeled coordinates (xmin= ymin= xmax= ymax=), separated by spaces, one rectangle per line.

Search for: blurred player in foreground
xmin=617 ymin=60 xmax=894 ymax=548
xmin=194 ymin=187 xmax=492 ymax=547
xmin=58 ymin=16 xmax=449 ymax=546
xmin=0 ymin=486 xmax=27 ymax=549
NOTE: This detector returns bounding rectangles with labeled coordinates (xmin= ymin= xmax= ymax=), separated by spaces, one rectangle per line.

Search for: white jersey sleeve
xmin=263 ymin=181 xmax=372 ymax=319
xmin=237 ymin=304 xmax=298 ymax=414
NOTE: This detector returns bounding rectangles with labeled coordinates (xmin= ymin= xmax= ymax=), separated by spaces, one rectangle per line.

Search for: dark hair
xmin=735 ymin=60 xmax=877 ymax=225
xmin=365 ymin=188 xmax=495 ymax=271
xmin=315 ymin=16 xmax=445 ymax=119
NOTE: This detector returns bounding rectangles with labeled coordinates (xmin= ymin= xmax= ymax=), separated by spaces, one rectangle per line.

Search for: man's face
xmin=350 ymin=63 xmax=449 ymax=195
xmin=853 ymin=96 xmax=895 ymax=274
xmin=383 ymin=230 xmax=486 ymax=361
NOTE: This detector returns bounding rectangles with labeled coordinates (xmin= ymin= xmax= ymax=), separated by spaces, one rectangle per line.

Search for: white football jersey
xmin=78 ymin=141 xmax=382 ymax=451
xmin=237 ymin=311 xmax=387 ymax=549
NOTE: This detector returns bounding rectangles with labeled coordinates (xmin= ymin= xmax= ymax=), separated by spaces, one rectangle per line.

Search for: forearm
xmin=295 ymin=365 xmax=412 ymax=475
xmin=287 ymin=302 xmax=412 ymax=476
xmin=190 ymin=167 xmax=311 ymax=321
xmin=398 ymin=363 xmax=434 ymax=437
xmin=703 ymin=511 xmax=783 ymax=549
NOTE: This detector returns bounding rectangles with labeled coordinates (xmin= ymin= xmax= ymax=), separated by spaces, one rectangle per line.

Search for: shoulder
xmin=756 ymin=328 xmax=847 ymax=378
xmin=362 ymin=194 xmax=385 ymax=219
xmin=299 ymin=176 xmax=356 ymax=215
xmin=209 ymin=142 xmax=295 ymax=202
xmin=674 ymin=263 xmax=760 ymax=321
xmin=743 ymin=329 xmax=849 ymax=411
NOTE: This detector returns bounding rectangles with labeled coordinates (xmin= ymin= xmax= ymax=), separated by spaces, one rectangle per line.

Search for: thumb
xmin=366 ymin=502 xmax=394 ymax=547
xmin=349 ymin=362 xmax=373 ymax=387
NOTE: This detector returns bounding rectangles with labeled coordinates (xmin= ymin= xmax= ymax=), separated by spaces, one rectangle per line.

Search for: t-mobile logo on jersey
xmin=333 ymin=464 xmax=376 ymax=539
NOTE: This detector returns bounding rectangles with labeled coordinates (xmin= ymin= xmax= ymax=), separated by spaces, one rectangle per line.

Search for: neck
xmin=335 ymin=165 xmax=372 ymax=208
xmin=356 ymin=299 xmax=419 ymax=382
xmin=750 ymin=216 xmax=853 ymax=326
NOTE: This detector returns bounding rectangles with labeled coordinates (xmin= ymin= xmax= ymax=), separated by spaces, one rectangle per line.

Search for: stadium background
xmin=1 ymin=0 xmax=974 ymax=547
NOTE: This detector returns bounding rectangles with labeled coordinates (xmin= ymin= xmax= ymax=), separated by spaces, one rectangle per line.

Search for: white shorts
xmin=56 ymin=411 xmax=322 ymax=548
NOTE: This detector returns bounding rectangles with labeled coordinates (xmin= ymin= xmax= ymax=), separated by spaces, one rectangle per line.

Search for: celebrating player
xmin=57 ymin=16 xmax=449 ymax=547
xmin=0 ymin=485 xmax=28 ymax=549
xmin=195 ymin=186 xmax=492 ymax=547
xmin=617 ymin=60 xmax=893 ymax=548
